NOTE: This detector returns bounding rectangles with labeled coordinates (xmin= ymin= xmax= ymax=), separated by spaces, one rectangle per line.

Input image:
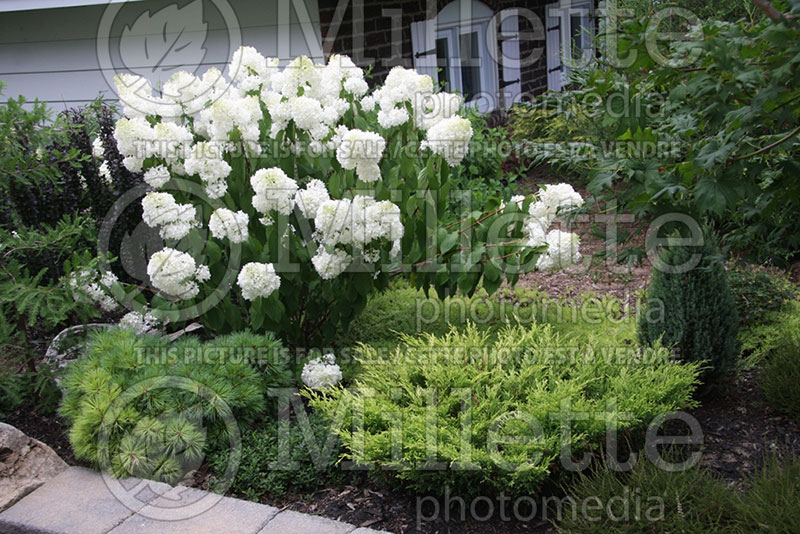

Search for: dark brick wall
xmin=318 ymin=0 xmax=553 ymax=102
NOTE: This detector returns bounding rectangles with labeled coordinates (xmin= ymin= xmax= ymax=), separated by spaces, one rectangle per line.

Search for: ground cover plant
xmin=308 ymin=322 xmax=701 ymax=499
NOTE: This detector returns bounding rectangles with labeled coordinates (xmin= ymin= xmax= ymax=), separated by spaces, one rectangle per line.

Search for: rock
xmin=0 ymin=423 xmax=68 ymax=512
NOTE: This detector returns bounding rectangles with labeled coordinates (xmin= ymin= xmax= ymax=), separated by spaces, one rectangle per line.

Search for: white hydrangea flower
xmin=143 ymin=165 xmax=171 ymax=189
xmin=162 ymin=68 xmax=230 ymax=117
xmin=141 ymin=192 xmax=199 ymax=240
xmin=360 ymin=95 xmax=376 ymax=112
xmin=295 ymin=179 xmax=330 ymax=219
xmin=209 ymin=208 xmax=250 ymax=243
xmin=113 ymin=73 xmax=170 ymax=118
xmin=336 ymin=129 xmax=385 ymax=183
xmin=92 ymin=137 xmax=105 ymax=159
xmin=69 ymin=269 xmax=118 ymax=312
xmin=301 ymin=353 xmax=342 ymax=389
xmin=147 ymin=248 xmax=207 ymax=300
xmin=535 ymin=183 xmax=585 ymax=225
xmin=510 ymin=195 xmax=526 ymax=209
xmin=311 ymin=248 xmax=352 ymax=280
xmin=195 ymin=94 xmax=261 ymax=144
xmin=237 ymin=262 xmax=281 ymax=300
xmin=373 ymin=66 xmax=434 ymax=127
xmin=415 ymin=92 xmax=463 ymax=130
xmin=184 ymin=142 xmax=233 ymax=199
xmin=523 ymin=217 xmax=547 ymax=248
xmin=343 ymin=76 xmax=368 ymax=97
xmin=119 ymin=310 xmax=160 ymax=334
xmin=536 ymin=230 xmax=582 ymax=270
xmin=229 ymin=46 xmax=278 ymax=92
xmin=98 ymin=161 xmax=112 ymax=184
xmin=377 ymin=107 xmax=410 ymax=129
xmin=421 ymin=116 xmax=473 ymax=166
xmin=314 ymin=196 xmax=404 ymax=248
xmin=251 ymin=167 xmax=298 ymax=216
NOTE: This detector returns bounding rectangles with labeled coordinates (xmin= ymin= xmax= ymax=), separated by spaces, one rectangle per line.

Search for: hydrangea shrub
xmin=97 ymin=47 xmax=585 ymax=346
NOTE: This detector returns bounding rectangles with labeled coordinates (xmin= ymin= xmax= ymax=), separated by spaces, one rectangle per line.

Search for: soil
xmin=515 ymin=168 xmax=652 ymax=310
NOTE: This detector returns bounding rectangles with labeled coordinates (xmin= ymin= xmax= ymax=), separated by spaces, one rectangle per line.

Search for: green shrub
xmin=739 ymin=300 xmax=800 ymax=367
xmin=509 ymin=102 xmax=589 ymax=144
xmin=308 ymin=323 xmax=700 ymax=498
xmin=726 ymin=262 xmax=798 ymax=326
xmin=734 ymin=457 xmax=800 ymax=534
xmin=448 ymin=108 xmax=524 ymax=212
xmin=59 ymin=329 xmax=291 ymax=482
xmin=208 ymin=412 xmax=355 ymax=500
xmin=556 ymin=456 xmax=739 ymax=533
xmin=761 ymin=335 xmax=800 ymax=419
xmin=342 ymin=281 xmax=636 ymax=350
xmin=557 ymin=456 xmax=800 ymax=534
xmin=638 ymin=241 xmax=739 ymax=380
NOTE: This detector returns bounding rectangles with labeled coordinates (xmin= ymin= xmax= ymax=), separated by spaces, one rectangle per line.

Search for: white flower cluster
xmin=372 ymin=66 xmax=434 ymax=129
xmin=144 ymin=165 xmax=171 ymax=189
xmin=301 ymin=353 xmax=342 ymax=389
xmin=147 ymin=248 xmax=210 ymax=300
xmin=209 ymin=208 xmax=249 ymax=243
xmin=251 ymin=167 xmax=298 ymax=216
xmin=522 ymin=183 xmax=585 ymax=270
xmin=113 ymin=114 xmax=193 ymax=173
xmin=310 ymin=195 xmax=403 ymax=278
xmin=237 ymin=262 xmax=281 ymax=301
xmin=415 ymin=92 xmax=463 ymax=131
xmin=311 ymin=248 xmax=352 ymax=280
xmin=535 ymin=230 xmax=582 ymax=270
xmin=314 ymin=196 xmax=403 ymax=248
xmin=262 ymin=54 xmax=364 ymax=142
xmin=141 ymin=192 xmax=199 ymax=240
xmin=420 ymin=116 xmax=473 ymax=166
xmin=118 ymin=309 xmax=160 ymax=335
xmin=295 ymin=179 xmax=330 ymax=219
xmin=69 ymin=270 xmax=118 ymax=312
xmin=184 ymin=141 xmax=233 ymax=199
xmin=336 ymin=128 xmax=386 ymax=183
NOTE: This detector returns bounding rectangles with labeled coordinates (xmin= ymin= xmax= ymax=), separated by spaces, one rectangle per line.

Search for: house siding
xmin=318 ymin=0 xmax=550 ymax=101
xmin=0 ymin=0 xmax=324 ymax=107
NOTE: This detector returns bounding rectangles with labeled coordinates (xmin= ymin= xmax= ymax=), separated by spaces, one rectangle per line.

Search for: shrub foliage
xmin=59 ymin=329 xmax=291 ymax=482
xmin=308 ymin=323 xmax=700 ymax=498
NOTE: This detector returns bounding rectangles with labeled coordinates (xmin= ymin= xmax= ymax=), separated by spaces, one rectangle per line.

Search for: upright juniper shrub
xmin=639 ymin=238 xmax=740 ymax=380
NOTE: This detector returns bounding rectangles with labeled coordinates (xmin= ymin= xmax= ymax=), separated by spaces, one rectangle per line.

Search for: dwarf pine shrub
xmin=307 ymin=323 xmax=700 ymax=498
xmin=59 ymin=328 xmax=291 ymax=482
xmin=638 ymin=240 xmax=739 ymax=380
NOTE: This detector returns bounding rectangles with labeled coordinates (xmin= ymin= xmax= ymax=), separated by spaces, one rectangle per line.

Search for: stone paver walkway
xmin=0 ymin=466 xmax=390 ymax=534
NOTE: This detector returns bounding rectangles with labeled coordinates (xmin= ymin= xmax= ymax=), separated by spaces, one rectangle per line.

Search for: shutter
xmin=545 ymin=2 xmax=563 ymax=92
xmin=499 ymin=8 xmax=522 ymax=107
xmin=410 ymin=19 xmax=437 ymax=80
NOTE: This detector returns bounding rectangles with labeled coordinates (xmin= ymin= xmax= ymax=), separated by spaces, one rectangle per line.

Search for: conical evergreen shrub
xmin=638 ymin=238 xmax=739 ymax=380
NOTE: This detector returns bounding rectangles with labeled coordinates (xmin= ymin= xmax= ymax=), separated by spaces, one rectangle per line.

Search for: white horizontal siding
xmin=0 ymin=0 xmax=323 ymax=108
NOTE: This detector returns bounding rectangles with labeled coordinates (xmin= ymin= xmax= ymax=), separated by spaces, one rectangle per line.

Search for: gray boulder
xmin=0 ymin=422 xmax=68 ymax=512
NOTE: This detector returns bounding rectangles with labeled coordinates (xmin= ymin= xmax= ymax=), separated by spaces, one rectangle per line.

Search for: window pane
xmin=459 ymin=31 xmax=481 ymax=101
xmin=436 ymin=37 xmax=451 ymax=91
xmin=570 ymin=15 xmax=584 ymax=61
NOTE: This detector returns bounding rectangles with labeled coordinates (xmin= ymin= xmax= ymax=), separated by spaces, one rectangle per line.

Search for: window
xmin=546 ymin=0 xmax=594 ymax=92
xmin=412 ymin=0 xmax=511 ymax=112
